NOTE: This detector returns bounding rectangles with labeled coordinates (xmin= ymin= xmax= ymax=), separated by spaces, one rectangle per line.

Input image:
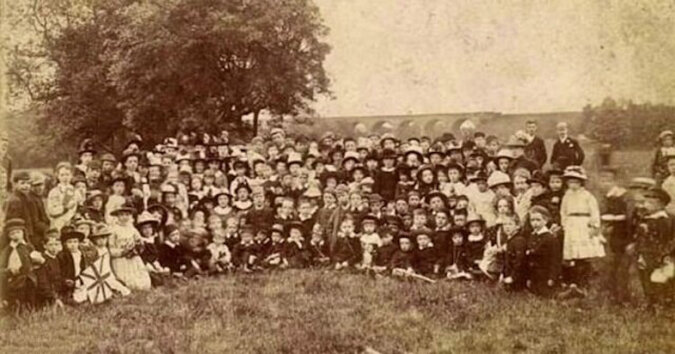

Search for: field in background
xmin=1 ymin=269 xmax=674 ymax=353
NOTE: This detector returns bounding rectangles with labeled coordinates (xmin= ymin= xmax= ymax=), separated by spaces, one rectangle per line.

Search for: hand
xmin=550 ymin=224 xmax=562 ymax=234
xmin=504 ymin=276 xmax=513 ymax=284
xmin=54 ymin=299 xmax=64 ymax=309
xmin=547 ymin=279 xmax=554 ymax=287
xmin=65 ymin=279 xmax=75 ymax=288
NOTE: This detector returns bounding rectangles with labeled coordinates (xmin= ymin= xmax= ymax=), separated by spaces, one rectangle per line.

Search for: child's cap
xmin=361 ymin=214 xmax=378 ymax=225
xmin=466 ymin=213 xmax=485 ymax=226
xmin=270 ymin=223 xmax=285 ymax=234
xmin=4 ymin=218 xmax=26 ymax=233
xmin=287 ymin=221 xmax=304 ymax=233
xmin=164 ymin=224 xmax=180 ymax=237
xmin=529 ymin=205 xmax=552 ymax=220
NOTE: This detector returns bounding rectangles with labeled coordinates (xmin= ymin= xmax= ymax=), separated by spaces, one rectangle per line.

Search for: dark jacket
xmin=36 ymin=253 xmax=63 ymax=303
xmin=158 ymin=241 xmax=187 ymax=273
xmin=551 ymin=137 xmax=584 ymax=168
xmin=413 ymin=246 xmax=439 ymax=275
xmin=526 ymin=228 xmax=561 ymax=296
xmin=525 ymin=136 xmax=547 ymax=168
xmin=389 ymin=249 xmax=414 ymax=270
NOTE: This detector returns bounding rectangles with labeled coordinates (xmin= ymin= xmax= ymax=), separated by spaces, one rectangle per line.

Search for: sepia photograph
xmin=1 ymin=0 xmax=675 ymax=352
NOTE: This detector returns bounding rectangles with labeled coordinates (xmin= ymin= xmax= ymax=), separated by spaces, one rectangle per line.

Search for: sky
xmin=311 ymin=0 xmax=675 ymax=117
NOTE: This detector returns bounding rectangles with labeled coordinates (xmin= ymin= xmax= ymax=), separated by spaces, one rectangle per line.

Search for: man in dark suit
xmin=3 ymin=172 xmax=37 ymax=249
xmin=524 ymin=120 xmax=548 ymax=168
xmin=550 ymin=122 xmax=585 ymax=169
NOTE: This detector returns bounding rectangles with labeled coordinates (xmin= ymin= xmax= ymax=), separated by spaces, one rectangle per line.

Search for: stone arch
xmin=423 ymin=119 xmax=451 ymax=138
xmin=372 ymin=120 xmax=395 ymax=134
xmin=397 ymin=120 xmax=420 ymax=138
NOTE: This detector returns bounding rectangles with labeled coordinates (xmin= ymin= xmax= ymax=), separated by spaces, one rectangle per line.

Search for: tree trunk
xmin=252 ymin=110 xmax=260 ymax=138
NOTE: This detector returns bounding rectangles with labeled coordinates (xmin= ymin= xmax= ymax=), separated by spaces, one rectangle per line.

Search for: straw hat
xmin=563 ymin=165 xmax=587 ymax=181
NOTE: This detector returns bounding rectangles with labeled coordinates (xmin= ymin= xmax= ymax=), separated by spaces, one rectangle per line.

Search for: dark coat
xmin=374 ymin=243 xmax=398 ymax=267
xmin=635 ymin=211 xmax=675 ymax=270
xmin=36 ymin=253 xmax=63 ymax=304
xmin=446 ymin=243 xmax=470 ymax=272
xmin=158 ymin=242 xmax=187 ymax=273
xmin=525 ymin=136 xmax=548 ymax=168
xmin=3 ymin=192 xmax=36 ymax=248
xmin=525 ymin=229 xmax=561 ymax=296
xmin=551 ymin=137 xmax=584 ymax=168
xmin=413 ymin=246 xmax=439 ymax=275
xmin=56 ymin=250 xmax=92 ymax=284
xmin=332 ymin=236 xmax=360 ymax=265
xmin=28 ymin=191 xmax=50 ymax=249
xmin=600 ymin=187 xmax=631 ymax=253
xmin=503 ymin=234 xmax=527 ymax=290
xmin=0 ymin=242 xmax=37 ymax=303
xmin=389 ymin=249 xmax=414 ymax=270
xmin=283 ymin=240 xmax=309 ymax=268
xmin=308 ymin=240 xmax=330 ymax=266
xmin=374 ymin=169 xmax=398 ymax=202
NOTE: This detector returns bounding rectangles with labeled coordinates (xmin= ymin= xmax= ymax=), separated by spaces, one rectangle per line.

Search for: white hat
xmin=487 ymin=171 xmax=511 ymax=188
xmin=563 ymin=165 xmax=587 ymax=181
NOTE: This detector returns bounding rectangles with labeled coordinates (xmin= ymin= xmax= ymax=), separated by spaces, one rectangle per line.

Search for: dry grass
xmin=1 ymin=267 xmax=674 ymax=354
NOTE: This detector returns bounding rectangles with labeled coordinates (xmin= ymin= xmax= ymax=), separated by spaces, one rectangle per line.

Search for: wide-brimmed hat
xmin=404 ymin=146 xmax=424 ymax=160
xmin=60 ymin=226 xmax=85 ymax=242
xmin=659 ymin=130 xmax=674 ymax=141
xmin=495 ymin=149 xmax=513 ymax=161
xmin=505 ymin=135 xmax=526 ymax=148
xmin=645 ymin=186 xmax=671 ymax=205
xmin=466 ymin=213 xmax=485 ymax=225
xmin=487 ymin=171 xmax=511 ymax=189
xmin=90 ymin=223 xmax=112 ymax=239
xmin=528 ymin=170 xmax=547 ymax=186
xmin=563 ymin=165 xmax=587 ymax=181
xmin=4 ymin=218 xmax=26 ymax=233
xmin=136 ymin=210 xmax=160 ymax=228
xmin=342 ymin=151 xmax=360 ymax=165
xmin=425 ymin=190 xmax=448 ymax=205
xmin=110 ymin=201 xmax=137 ymax=216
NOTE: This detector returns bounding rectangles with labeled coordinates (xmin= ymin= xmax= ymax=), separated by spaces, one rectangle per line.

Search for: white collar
xmin=606 ymin=186 xmax=626 ymax=198
xmin=535 ymin=226 xmax=550 ymax=235
xmin=468 ymin=233 xmax=483 ymax=242
xmin=165 ymin=240 xmax=176 ymax=248
xmin=646 ymin=210 xmax=669 ymax=219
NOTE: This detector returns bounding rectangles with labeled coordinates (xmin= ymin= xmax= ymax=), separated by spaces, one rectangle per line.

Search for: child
xmin=633 ymin=186 xmax=675 ymax=306
xmin=598 ymin=167 xmax=632 ymax=303
xmin=213 ymin=190 xmax=233 ymax=221
xmin=413 ymin=230 xmax=440 ymax=276
xmin=263 ymin=224 xmax=286 ymax=268
xmin=466 ymin=171 xmax=496 ymax=227
xmin=232 ymin=224 xmax=259 ymax=272
xmin=560 ymin=166 xmax=603 ymax=296
xmin=1 ymin=219 xmax=40 ymax=309
xmin=254 ymin=228 xmax=271 ymax=261
xmin=501 ymin=216 xmax=527 ymax=291
xmin=223 ymin=216 xmax=241 ymax=250
xmin=57 ymin=226 xmax=90 ymax=299
xmin=182 ymin=233 xmax=211 ymax=278
xmin=410 ymin=208 xmax=429 ymax=231
xmin=158 ymin=224 xmax=187 ymax=275
xmin=525 ymin=206 xmax=561 ymax=297
xmin=373 ymin=226 xmax=398 ymax=271
xmin=36 ymin=232 xmax=64 ymax=307
xmin=374 ymin=149 xmax=398 ymax=202
xmin=465 ymin=213 xmax=487 ymax=275
xmin=108 ymin=203 xmax=152 ymax=291
xmin=284 ymin=222 xmax=309 ymax=268
xmin=446 ymin=227 xmax=471 ymax=280
xmin=389 ymin=235 xmax=415 ymax=273
xmin=135 ymin=211 xmax=167 ymax=280
xmin=207 ymin=229 xmax=233 ymax=274
xmin=86 ymin=223 xmax=131 ymax=298
xmin=333 ymin=216 xmax=360 ymax=269
xmin=308 ymin=224 xmax=330 ymax=266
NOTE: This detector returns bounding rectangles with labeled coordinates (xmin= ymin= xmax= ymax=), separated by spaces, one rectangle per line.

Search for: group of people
xmin=2 ymin=118 xmax=675 ymax=311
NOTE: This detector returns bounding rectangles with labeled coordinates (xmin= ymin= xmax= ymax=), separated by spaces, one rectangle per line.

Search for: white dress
xmin=560 ymin=188 xmax=605 ymax=260
xmin=109 ymin=224 xmax=152 ymax=291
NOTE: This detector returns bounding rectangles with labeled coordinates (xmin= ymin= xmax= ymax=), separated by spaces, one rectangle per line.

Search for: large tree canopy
xmin=8 ymin=0 xmax=331 ymax=147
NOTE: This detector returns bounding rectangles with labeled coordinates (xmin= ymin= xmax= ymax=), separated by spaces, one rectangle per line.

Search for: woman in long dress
xmin=108 ymin=203 xmax=151 ymax=291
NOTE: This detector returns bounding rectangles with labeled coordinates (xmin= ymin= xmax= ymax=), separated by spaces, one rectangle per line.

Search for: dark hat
xmin=361 ymin=214 xmax=379 ymax=225
xmin=271 ymin=223 xmax=285 ymax=234
xmin=628 ymin=177 xmax=657 ymax=191
xmin=384 ymin=214 xmax=402 ymax=228
xmin=78 ymin=138 xmax=97 ymax=155
xmin=381 ymin=148 xmax=397 ymax=160
xmin=411 ymin=228 xmax=433 ymax=239
xmin=446 ymin=162 xmax=465 ymax=174
xmin=425 ymin=190 xmax=448 ymax=205
xmin=287 ymin=220 xmax=304 ymax=232
xmin=12 ymin=171 xmax=31 ymax=183
xmin=164 ymin=224 xmax=179 ymax=237
xmin=60 ymin=226 xmax=85 ymax=243
xmin=439 ymin=133 xmax=456 ymax=143
xmin=148 ymin=204 xmax=170 ymax=225
xmin=645 ymin=186 xmax=671 ymax=205
xmin=468 ymin=170 xmax=488 ymax=182
xmin=4 ymin=218 xmax=26 ymax=233
xmin=101 ymin=153 xmax=117 ymax=163
xmin=121 ymin=151 xmax=141 ymax=164
xmin=528 ymin=170 xmax=547 ymax=186
xmin=369 ymin=193 xmax=384 ymax=204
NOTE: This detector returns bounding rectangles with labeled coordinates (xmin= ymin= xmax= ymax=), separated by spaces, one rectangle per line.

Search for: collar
xmin=165 ymin=240 xmax=176 ymax=248
xmin=311 ymin=239 xmax=324 ymax=246
xmin=606 ymin=186 xmax=626 ymax=198
xmin=468 ymin=233 xmax=483 ymax=242
xmin=418 ymin=242 xmax=434 ymax=250
xmin=646 ymin=210 xmax=669 ymax=219
xmin=9 ymin=240 xmax=26 ymax=248
xmin=535 ymin=226 xmax=551 ymax=235
xmin=559 ymin=136 xmax=568 ymax=142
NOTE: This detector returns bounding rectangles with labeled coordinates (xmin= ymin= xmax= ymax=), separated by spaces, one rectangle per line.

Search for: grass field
xmin=1 ymin=268 xmax=674 ymax=354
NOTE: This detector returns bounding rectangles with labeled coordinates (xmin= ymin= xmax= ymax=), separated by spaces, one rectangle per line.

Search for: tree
xmin=8 ymin=0 xmax=331 ymax=147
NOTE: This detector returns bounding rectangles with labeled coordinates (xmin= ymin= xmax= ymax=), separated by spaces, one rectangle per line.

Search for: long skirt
xmin=111 ymin=255 xmax=152 ymax=291
xmin=563 ymin=215 xmax=605 ymax=260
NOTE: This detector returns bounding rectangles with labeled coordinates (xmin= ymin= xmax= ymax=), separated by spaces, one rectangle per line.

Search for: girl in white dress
xmin=560 ymin=165 xmax=604 ymax=295
xmin=108 ymin=203 xmax=152 ymax=291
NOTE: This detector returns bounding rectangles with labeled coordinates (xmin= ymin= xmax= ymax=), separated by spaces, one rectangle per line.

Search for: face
xmin=340 ymin=220 xmax=355 ymax=235
xmin=417 ymin=235 xmax=430 ymax=247
xmin=15 ymin=179 xmax=30 ymax=194
xmin=363 ymin=222 xmax=376 ymax=233
xmin=337 ymin=192 xmax=349 ymax=206
xmin=400 ymin=238 xmax=412 ymax=251
xmin=435 ymin=212 xmax=448 ymax=227
xmin=529 ymin=212 xmax=547 ymax=230
xmin=475 ymin=136 xmax=486 ymax=148
xmin=57 ymin=167 xmax=73 ymax=185
xmin=487 ymin=140 xmax=500 ymax=153
xmin=530 ymin=182 xmax=545 ymax=196
xmin=497 ymin=199 xmax=511 ymax=215
xmin=664 ymin=136 xmax=674 ymax=147
xmin=349 ymin=193 xmax=362 ymax=207
xmin=299 ymin=202 xmax=311 ymax=216
xmin=468 ymin=222 xmax=482 ymax=235
xmin=44 ymin=238 xmax=60 ymax=254
xmin=566 ymin=178 xmax=582 ymax=191
xmin=112 ymin=181 xmax=126 ymax=195
xmin=65 ymin=238 xmax=80 ymax=253
xmin=289 ymin=228 xmax=302 ymax=240
xmin=8 ymin=229 xmax=24 ymax=242
xmin=430 ymin=197 xmax=444 ymax=211
xmin=557 ymin=124 xmax=568 ymax=138
xmin=502 ymin=217 xmax=518 ymax=236
xmin=549 ymin=176 xmax=563 ymax=191
xmin=323 ymin=193 xmax=336 ymax=206
xmin=448 ymin=169 xmax=461 ymax=182
xmin=125 ymin=156 xmax=139 ymax=171
xmin=526 ymin=123 xmax=537 ymax=135
xmin=454 ymin=214 xmax=466 ymax=227
xmin=117 ymin=211 xmax=133 ymax=224
xmin=498 ymin=159 xmax=510 ymax=172
xmin=452 ymin=233 xmax=464 ymax=245
xmin=513 ymin=176 xmax=529 ymax=193
xmin=456 ymin=199 xmax=469 ymax=210
xmin=421 ymin=170 xmax=434 ymax=184
xmin=408 ymin=195 xmax=420 ymax=207
xmin=495 ymin=185 xmax=511 ymax=197
xmin=237 ymin=188 xmax=249 ymax=201
xmin=413 ymin=213 xmax=427 ymax=226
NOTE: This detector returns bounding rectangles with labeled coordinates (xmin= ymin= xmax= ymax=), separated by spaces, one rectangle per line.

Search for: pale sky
xmin=312 ymin=0 xmax=675 ymax=117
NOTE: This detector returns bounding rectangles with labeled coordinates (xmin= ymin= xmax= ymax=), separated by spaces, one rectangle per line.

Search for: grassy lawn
xmin=1 ymin=269 xmax=674 ymax=354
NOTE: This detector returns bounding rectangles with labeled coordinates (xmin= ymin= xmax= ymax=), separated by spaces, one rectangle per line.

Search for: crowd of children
xmin=2 ymin=120 xmax=675 ymax=311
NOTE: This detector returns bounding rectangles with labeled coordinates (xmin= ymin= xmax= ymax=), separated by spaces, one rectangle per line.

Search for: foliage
xmin=1 ymin=269 xmax=673 ymax=353
xmin=585 ymin=97 xmax=675 ymax=147
xmin=7 ymin=0 xmax=331 ymax=146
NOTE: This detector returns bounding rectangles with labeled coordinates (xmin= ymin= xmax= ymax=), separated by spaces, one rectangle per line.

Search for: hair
xmin=529 ymin=205 xmax=551 ymax=221
xmin=493 ymin=195 xmax=516 ymax=214
xmin=526 ymin=120 xmax=537 ymax=125
xmin=54 ymin=161 xmax=73 ymax=174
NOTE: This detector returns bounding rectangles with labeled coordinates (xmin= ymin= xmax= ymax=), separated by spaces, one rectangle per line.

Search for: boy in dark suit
xmin=389 ymin=235 xmax=415 ymax=272
xmin=413 ymin=229 xmax=440 ymax=276
xmin=57 ymin=226 xmax=91 ymax=299
xmin=36 ymin=231 xmax=64 ymax=307
xmin=0 ymin=219 xmax=40 ymax=309
xmin=526 ymin=206 xmax=561 ymax=297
